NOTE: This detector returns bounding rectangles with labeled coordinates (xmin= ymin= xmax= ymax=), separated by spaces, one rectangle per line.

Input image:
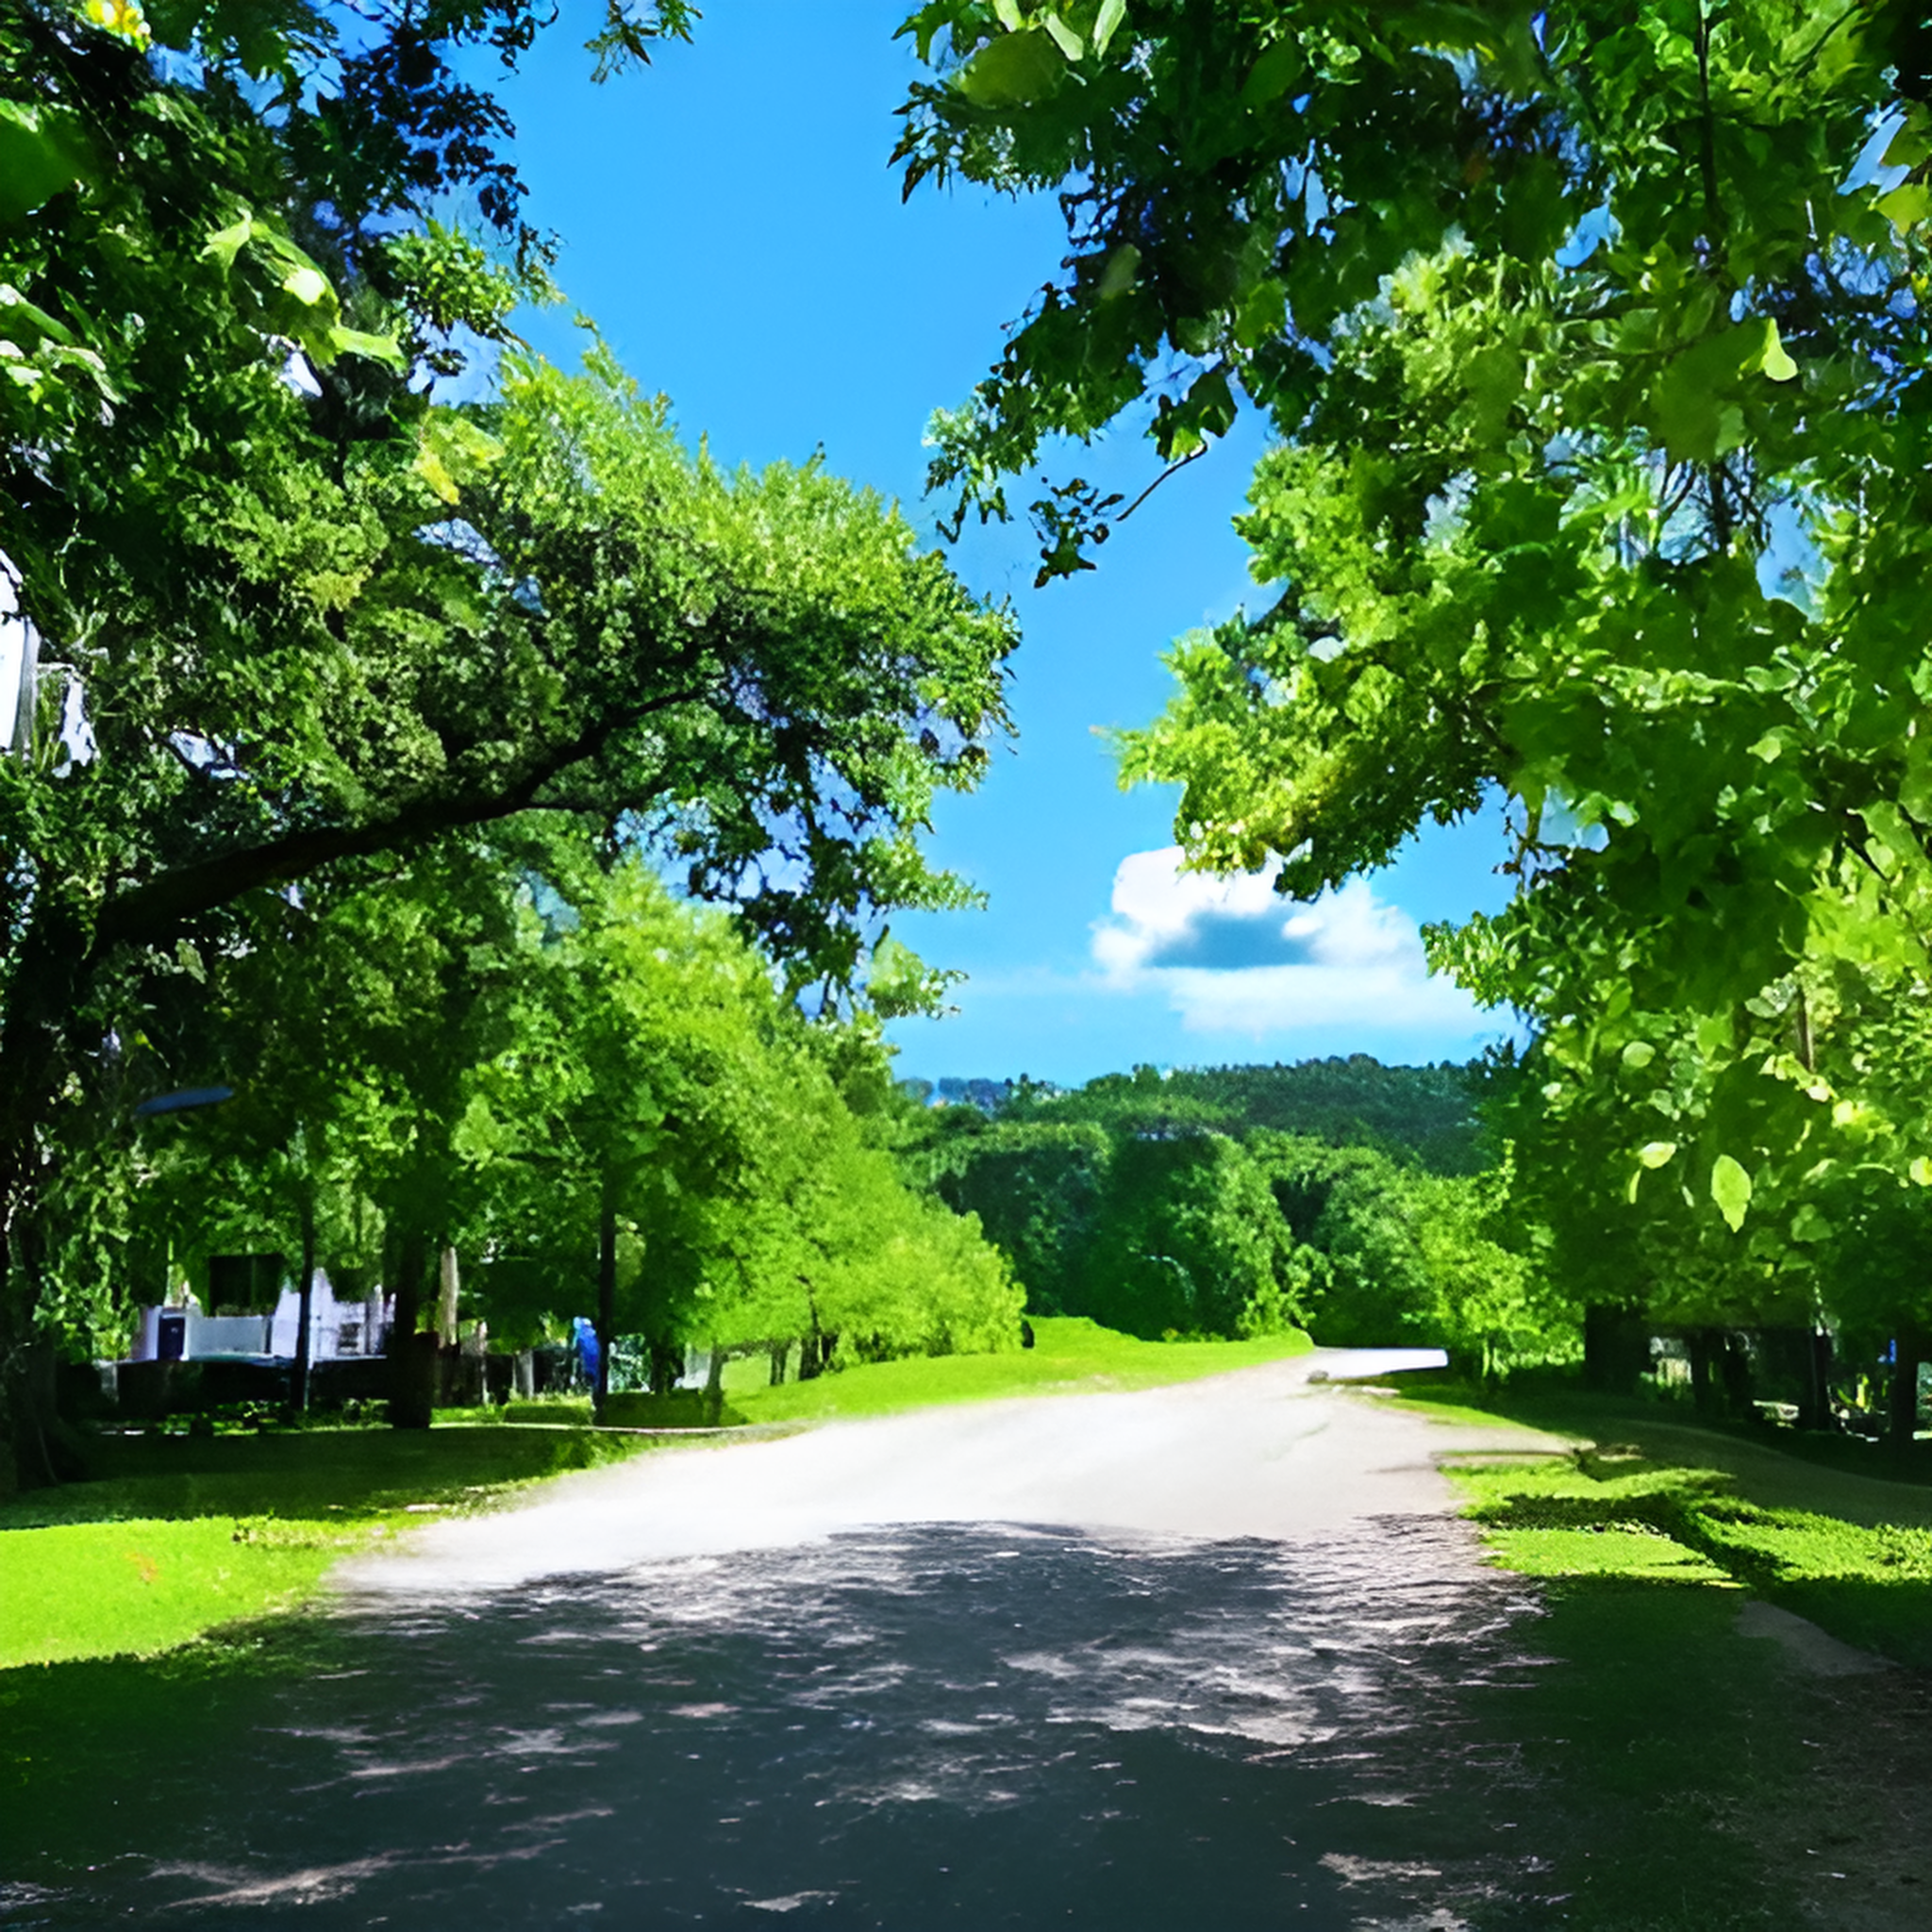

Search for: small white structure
xmin=130 ymin=1305 xmax=270 ymax=1360
xmin=268 ymin=1274 xmax=391 ymax=1362
xmin=127 ymin=1274 xmax=392 ymax=1363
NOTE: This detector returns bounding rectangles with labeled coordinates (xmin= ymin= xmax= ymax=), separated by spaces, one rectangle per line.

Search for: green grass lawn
xmin=725 ymin=1316 xmax=1313 ymax=1423
xmin=1392 ymin=1380 xmax=1932 ymax=1668
xmin=0 ymin=1424 xmax=648 ymax=1670
xmin=2 ymin=1320 xmax=1310 ymax=1670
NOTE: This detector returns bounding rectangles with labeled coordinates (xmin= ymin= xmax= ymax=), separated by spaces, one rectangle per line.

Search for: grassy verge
xmin=723 ymin=1316 xmax=1313 ymax=1424
xmin=1386 ymin=1379 xmax=1932 ymax=1667
xmin=1372 ymin=1385 xmax=1932 ymax=1927
xmin=0 ymin=1424 xmax=649 ymax=1670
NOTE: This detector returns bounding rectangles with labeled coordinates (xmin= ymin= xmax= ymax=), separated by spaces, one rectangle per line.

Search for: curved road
xmin=16 ymin=1352 xmax=1582 ymax=1929
xmin=341 ymin=1348 xmax=1567 ymax=1597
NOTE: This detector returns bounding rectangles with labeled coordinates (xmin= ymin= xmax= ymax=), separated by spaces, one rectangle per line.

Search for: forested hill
xmin=914 ymin=1058 xmax=1496 ymax=1176
xmin=910 ymin=1054 xmax=1541 ymax=1365
xmin=1157 ymin=1058 xmax=1491 ymax=1176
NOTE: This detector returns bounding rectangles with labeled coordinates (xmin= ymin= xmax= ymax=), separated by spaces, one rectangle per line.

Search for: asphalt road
xmin=340 ymin=1348 xmax=1568 ymax=1598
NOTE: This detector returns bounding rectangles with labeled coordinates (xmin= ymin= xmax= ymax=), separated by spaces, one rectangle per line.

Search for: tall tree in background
xmin=896 ymin=1 xmax=1932 ymax=1357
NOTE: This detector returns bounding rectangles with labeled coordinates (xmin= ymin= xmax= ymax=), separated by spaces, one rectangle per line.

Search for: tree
xmin=2 ymin=5 xmax=1019 ymax=1466
xmin=1079 ymin=1128 xmax=1303 ymax=1338
xmin=926 ymin=1117 xmax=1113 ymax=1313
xmin=895 ymin=2 xmax=1932 ymax=1314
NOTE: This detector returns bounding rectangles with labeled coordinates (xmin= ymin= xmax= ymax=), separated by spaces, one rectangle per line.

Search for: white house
xmin=127 ymin=1273 xmax=392 ymax=1363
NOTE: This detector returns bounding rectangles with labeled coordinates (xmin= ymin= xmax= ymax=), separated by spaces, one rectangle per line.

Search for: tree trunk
xmin=704 ymin=1341 xmax=724 ymax=1424
xmin=1889 ymin=1328 xmax=1925 ymax=1447
xmin=1689 ymin=1328 xmax=1722 ymax=1416
xmin=648 ymin=1337 xmax=681 ymax=1396
xmin=1583 ymin=1303 xmax=1647 ymax=1394
xmin=437 ymin=1245 xmax=460 ymax=1347
xmin=388 ymin=1224 xmax=434 ymax=1429
xmin=1800 ymin=1326 xmax=1835 ymax=1433
xmin=0 ymin=903 xmax=95 ymax=1481
xmin=1719 ymin=1331 xmax=1755 ymax=1420
xmin=594 ymin=1175 xmax=616 ymax=1423
xmin=291 ymin=1191 xmax=317 ymax=1414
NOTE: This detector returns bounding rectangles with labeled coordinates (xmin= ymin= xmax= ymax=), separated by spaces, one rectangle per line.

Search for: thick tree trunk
xmin=595 ymin=1177 xmax=616 ymax=1422
xmin=1889 ymin=1327 xmax=1925 ymax=1447
xmin=388 ymin=1224 xmax=434 ymax=1429
xmin=648 ymin=1338 xmax=681 ymax=1396
xmin=1689 ymin=1328 xmax=1722 ymax=1416
xmin=1719 ymin=1331 xmax=1755 ymax=1419
xmin=1582 ymin=1303 xmax=1648 ymax=1394
xmin=1800 ymin=1326 xmax=1835 ymax=1433
xmin=0 ymin=903 xmax=95 ymax=1483
xmin=704 ymin=1341 xmax=724 ymax=1424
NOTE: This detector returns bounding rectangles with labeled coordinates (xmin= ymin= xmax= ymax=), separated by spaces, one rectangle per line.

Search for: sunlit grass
xmin=1484 ymin=1524 xmax=1733 ymax=1582
xmin=727 ymin=1316 xmax=1313 ymax=1423
xmin=1423 ymin=1393 xmax=1932 ymax=1663
xmin=0 ymin=1426 xmax=649 ymax=1670
xmin=1 ymin=1519 xmax=356 ymax=1669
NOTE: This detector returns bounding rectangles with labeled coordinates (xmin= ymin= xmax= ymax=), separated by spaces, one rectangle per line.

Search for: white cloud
xmin=1090 ymin=847 xmax=1492 ymax=1040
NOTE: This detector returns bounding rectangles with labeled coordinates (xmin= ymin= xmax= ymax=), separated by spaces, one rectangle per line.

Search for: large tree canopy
xmin=897 ymin=1 xmax=1932 ymax=1270
xmin=1 ymin=1 xmax=1017 ymax=1457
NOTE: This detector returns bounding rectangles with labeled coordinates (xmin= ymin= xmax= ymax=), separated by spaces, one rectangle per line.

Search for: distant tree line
xmin=31 ymin=836 xmax=1022 ymax=1459
xmin=908 ymin=1059 xmax=1561 ymax=1378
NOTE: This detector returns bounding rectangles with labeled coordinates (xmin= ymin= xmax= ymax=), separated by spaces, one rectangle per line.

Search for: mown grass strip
xmin=1416 ymin=1391 xmax=1932 ymax=1666
xmin=725 ymin=1315 xmax=1313 ymax=1423
xmin=0 ymin=1426 xmax=650 ymax=1670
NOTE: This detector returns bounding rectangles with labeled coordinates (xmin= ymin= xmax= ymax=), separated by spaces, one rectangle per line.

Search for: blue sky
xmin=500 ymin=2 xmax=1515 ymax=1086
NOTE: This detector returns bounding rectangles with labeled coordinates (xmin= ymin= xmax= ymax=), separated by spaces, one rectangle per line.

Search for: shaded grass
xmin=1424 ymin=1437 xmax=1907 ymax=1925
xmin=727 ymin=1315 xmax=1313 ymax=1424
xmin=0 ymin=1424 xmax=649 ymax=1670
xmin=1412 ymin=1387 xmax=1932 ymax=1668
xmin=1464 ymin=1580 xmax=1812 ymax=1932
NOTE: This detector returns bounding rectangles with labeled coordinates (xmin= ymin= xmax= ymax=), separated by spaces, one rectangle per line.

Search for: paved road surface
xmin=341 ymin=1348 xmax=1567 ymax=1598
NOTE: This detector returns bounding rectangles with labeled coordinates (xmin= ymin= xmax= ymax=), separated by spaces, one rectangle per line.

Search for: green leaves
xmin=200 ymin=209 xmax=401 ymax=368
xmin=1647 ymin=319 xmax=1797 ymax=464
xmin=894 ymin=0 xmax=1932 ymax=1344
xmin=956 ymin=26 xmax=1067 ymax=106
xmin=0 ymin=101 xmax=94 ymax=224
xmin=1710 ymin=1154 xmax=1753 ymax=1233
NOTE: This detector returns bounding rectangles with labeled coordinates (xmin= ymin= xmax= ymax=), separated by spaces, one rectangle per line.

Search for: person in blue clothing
xmin=572 ymin=1316 xmax=601 ymax=1392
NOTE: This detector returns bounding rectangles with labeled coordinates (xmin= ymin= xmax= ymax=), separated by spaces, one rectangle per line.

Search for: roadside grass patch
xmin=1484 ymin=1523 xmax=1732 ymax=1581
xmin=727 ymin=1316 xmax=1313 ymax=1423
xmin=0 ymin=1519 xmax=355 ymax=1669
xmin=0 ymin=1424 xmax=649 ymax=1671
xmin=1433 ymin=1404 xmax=1932 ymax=1665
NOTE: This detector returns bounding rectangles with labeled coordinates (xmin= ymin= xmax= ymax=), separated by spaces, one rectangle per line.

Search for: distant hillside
xmin=1159 ymin=1058 xmax=1491 ymax=1174
xmin=908 ymin=1056 xmax=1501 ymax=1174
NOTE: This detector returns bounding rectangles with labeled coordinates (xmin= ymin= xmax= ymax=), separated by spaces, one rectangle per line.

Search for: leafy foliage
xmin=2 ymin=1 xmax=1017 ymax=1453
xmin=94 ymin=841 xmax=1024 ymax=1393
xmin=896 ymin=0 xmax=1932 ymax=1355
xmin=911 ymin=1057 xmax=1562 ymax=1363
